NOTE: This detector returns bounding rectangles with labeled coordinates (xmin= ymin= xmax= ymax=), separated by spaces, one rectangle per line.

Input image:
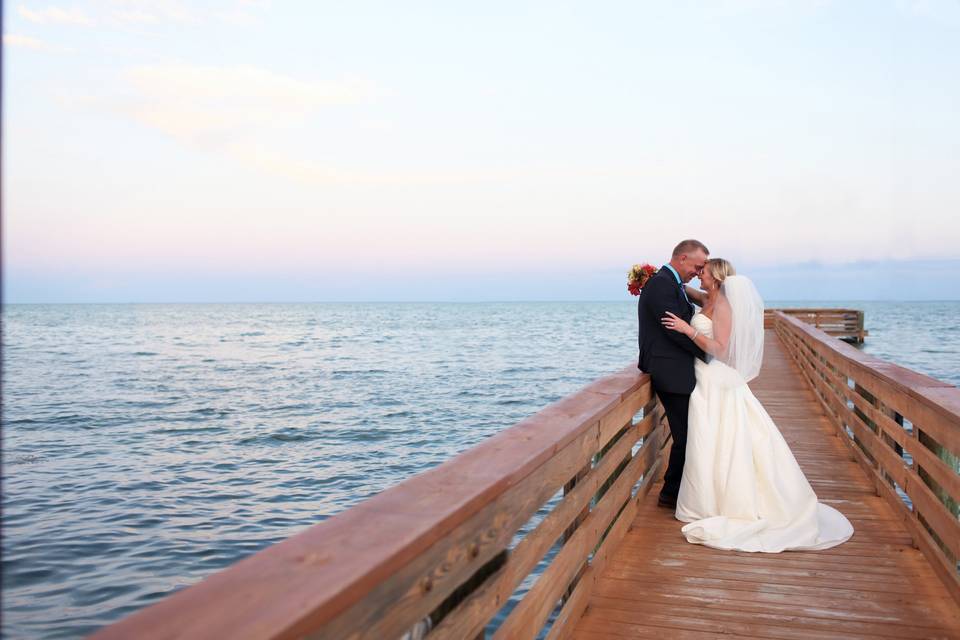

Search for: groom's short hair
xmin=672 ymin=239 xmax=709 ymax=257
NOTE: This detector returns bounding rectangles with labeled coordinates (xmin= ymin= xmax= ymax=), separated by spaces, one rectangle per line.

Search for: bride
xmin=661 ymin=258 xmax=853 ymax=552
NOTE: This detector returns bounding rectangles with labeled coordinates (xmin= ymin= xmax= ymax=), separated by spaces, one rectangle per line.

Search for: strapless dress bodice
xmin=691 ymin=313 xmax=714 ymax=339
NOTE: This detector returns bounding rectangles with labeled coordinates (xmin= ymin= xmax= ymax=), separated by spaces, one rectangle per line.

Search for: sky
xmin=4 ymin=0 xmax=960 ymax=302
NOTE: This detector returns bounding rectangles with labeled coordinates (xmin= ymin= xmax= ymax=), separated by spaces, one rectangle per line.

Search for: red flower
xmin=627 ymin=262 xmax=659 ymax=296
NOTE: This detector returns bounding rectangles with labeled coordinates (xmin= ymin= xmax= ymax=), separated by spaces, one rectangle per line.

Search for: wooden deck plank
xmin=569 ymin=330 xmax=960 ymax=639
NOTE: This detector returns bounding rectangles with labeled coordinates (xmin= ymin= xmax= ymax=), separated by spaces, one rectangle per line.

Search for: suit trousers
xmin=656 ymin=389 xmax=691 ymax=501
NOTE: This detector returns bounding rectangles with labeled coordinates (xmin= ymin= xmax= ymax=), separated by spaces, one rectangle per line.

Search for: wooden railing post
xmin=852 ymin=382 xmax=880 ymax=475
xmin=562 ymin=463 xmax=592 ymax=545
xmin=561 ymin=460 xmax=592 ymax=605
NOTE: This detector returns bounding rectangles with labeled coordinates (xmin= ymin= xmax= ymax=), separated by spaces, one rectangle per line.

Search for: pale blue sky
xmin=4 ymin=1 xmax=960 ymax=302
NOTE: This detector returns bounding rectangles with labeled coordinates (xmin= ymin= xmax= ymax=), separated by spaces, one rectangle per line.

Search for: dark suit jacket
xmin=637 ymin=266 xmax=706 ymax=394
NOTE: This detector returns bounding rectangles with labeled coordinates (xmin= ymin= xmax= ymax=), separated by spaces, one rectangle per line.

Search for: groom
xmin=637 ymin=239 xmax=709 ymax=509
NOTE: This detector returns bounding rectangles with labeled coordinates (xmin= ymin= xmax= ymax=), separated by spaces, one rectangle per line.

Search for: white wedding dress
xmin=675 ymin=312 xmax=854 ymax=552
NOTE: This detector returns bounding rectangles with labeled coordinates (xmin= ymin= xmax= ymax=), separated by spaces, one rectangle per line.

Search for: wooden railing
xmin=765 ymin=308 xmax=867 ymax=342
xmin=91 ymin=367 xmax=664 ymax=640
xmin=773 ymin=311 xmax=960 ymax=604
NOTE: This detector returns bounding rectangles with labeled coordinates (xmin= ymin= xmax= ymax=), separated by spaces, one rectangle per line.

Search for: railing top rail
xmin=93 ymin=365 xmax=650 ymax=640
xmin=773 ymin=310 xmax=960 ymax=426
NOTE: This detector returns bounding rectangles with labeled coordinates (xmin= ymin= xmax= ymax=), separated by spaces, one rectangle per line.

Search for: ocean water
xmin=2 ymin=301 xmax=958 ymax=638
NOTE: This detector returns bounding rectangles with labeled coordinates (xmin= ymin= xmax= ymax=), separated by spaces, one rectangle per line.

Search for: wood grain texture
xmin=569 ymin=326 xmax=960 ymax=640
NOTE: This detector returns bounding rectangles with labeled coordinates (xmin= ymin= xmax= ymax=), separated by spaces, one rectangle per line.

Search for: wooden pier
xmin=93 ymin=311 xmax=959 ymax=640
xmin=765 ymin=307 xmax=868 ymax=343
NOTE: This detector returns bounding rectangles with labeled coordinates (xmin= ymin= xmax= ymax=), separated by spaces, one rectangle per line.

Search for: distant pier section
xmin=765 ymin=307 xmax=867 ymax=343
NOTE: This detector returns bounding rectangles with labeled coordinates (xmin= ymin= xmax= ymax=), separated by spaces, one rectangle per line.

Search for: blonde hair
xmin=705 ymin=258 xmax=736 ymax=285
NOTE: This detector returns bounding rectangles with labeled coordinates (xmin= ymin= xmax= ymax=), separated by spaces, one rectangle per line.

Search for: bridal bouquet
xmin=627 ymin=263 xmax=658 ymax=296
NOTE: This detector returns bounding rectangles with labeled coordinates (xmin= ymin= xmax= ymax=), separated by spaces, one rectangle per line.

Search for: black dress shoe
xmin=657 ymin=495 xmax=677 ymax=509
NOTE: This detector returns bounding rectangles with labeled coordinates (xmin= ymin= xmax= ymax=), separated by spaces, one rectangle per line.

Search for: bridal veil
xmin=720 ymin=275 xmax=765 ymax=382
